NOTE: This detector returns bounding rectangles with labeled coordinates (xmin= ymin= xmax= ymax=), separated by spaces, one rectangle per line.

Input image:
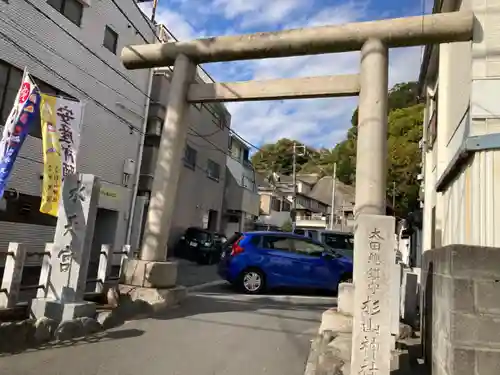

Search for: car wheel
xmin=239 ymin=268 xmax=265 ymax=294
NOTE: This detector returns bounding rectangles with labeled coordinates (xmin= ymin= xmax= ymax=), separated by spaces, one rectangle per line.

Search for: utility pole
xmin=151 ymin=0 xmax=159 ymax=23
xmin=292 ymin=142 xmax=297 ymax=231
xmin=330 ymin=162 xmax=337 ymax=230
xmin=291 ymin=142 xmax=305 ymax=231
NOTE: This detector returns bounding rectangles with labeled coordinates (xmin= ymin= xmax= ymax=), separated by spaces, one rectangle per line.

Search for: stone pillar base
xmin=31 ymin=298 xmax=96 ymax=322
xmin=117 ymin=284 xmax=187 ymax=312
xmin=337 ymin=282 xmax=354 ymax=315
xmin=118 ymin=259 xmax=186 ymax=311
xmin=319 ymin=308 xmax=353 ymax=335
xmin=120 ymin=259 xmax=178 ymax=288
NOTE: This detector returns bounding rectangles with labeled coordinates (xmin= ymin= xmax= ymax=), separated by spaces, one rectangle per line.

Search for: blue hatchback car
xmin=218 ymin=231 xmax=353 ymax=294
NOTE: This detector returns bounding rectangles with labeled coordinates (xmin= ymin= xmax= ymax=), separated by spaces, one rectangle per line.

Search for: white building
xmin=419 ymin=0 xmax=500 ymax=250
xmin=222 ymin=134 xmax=260 ymax=236
xmin=0 ymin=0 xmax=154 ymax=265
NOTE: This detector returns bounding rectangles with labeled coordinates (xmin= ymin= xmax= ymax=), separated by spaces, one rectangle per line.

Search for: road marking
xmin=186 ymin=280 xmax=227 ymax=292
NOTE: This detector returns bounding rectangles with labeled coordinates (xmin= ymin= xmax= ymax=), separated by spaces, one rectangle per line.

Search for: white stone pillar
xmin=141 ymin=54 xmax=196 ymax=262
xmin=354 ymin=38 xmax=389 ymax=217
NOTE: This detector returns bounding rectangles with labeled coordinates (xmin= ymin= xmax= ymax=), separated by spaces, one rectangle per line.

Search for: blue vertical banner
xmin=0 ymin=69 xmax=41 ymax=198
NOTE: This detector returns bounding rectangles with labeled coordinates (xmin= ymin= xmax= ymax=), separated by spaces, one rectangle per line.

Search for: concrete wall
xmin=421 ymin=0 xmax=500 ymax=250
xmin=0 ymin=0 xmax=154 ymax=259
xmin=225 ymin=155 xmax=259 ymax=216
xmin=297 ymin=181 xmax=311 ymax=194
xmin=260 ymin=193 xmax=271 ymax=215
xmin=258 ymin=211 xmax=291 ymax=227
xmin=422 ymin=245 xmax=500 ymax=375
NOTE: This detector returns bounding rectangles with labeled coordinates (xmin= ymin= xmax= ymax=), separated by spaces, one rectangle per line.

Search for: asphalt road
xmin=174 ymin=258 xmax=221 ymax=287
xmin=0 ymin=284 xmax=337 ymax=375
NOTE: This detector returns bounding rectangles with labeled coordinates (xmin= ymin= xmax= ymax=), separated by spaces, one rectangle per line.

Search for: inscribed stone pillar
xmin=31 ymin=173 xmax=100 ymax=321
xmin=351 ymin=214 xmax=395 ymax=375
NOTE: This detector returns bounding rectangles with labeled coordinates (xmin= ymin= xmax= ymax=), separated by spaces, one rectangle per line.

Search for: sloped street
xmin=0 ymin=284 xmax=336 ymax=375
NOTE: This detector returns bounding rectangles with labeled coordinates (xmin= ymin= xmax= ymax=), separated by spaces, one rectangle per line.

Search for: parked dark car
xmin=293 ymin=228 xmax=354 ymax=259
xmin=176 ymin=227 xmax=227 ymax=264
xmin=218 ymin=231 xmax=353 ymax=294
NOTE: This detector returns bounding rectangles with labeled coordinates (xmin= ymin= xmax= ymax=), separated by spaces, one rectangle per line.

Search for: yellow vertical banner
xmin=39 ymin=94 xmax=62 ymax=216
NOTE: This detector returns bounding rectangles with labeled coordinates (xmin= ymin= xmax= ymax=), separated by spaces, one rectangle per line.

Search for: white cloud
xmin=137 ymin=2 xmax=200 ymax=40
xmin=145 ymin=0 xmax=422 ymax=149
xmin=211 ymin=0 xmax=303 ymax=27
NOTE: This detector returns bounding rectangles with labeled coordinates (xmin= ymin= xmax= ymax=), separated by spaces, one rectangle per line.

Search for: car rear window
xmin=321 ymin=233 xmax=354 ymax=250
xmin=186 ymin=228 xmax=211 ymax=242
xmin=262 ymin=236 xmax=290 ymax=251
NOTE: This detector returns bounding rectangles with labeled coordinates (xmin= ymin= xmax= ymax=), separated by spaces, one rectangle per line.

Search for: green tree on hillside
xmin=250 ymin=82 xmax=423 ymax=216
xmin=251 ymin=138 xmax=319 ymax=174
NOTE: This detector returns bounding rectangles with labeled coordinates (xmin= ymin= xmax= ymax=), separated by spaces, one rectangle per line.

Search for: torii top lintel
xmin=121 ymin=11 xmax=473 ymax=70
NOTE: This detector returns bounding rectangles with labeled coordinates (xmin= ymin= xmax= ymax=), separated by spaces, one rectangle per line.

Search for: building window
xmin=271 ymin=197 xmax=281 ymax=212
xmin=184 ymin=144 xmax=197 ymax=170
xmin=282 ymin=200 xmax=291 ymax=212
xmin=207 ymin=159 xmax=220 ymax=181
xmin=103 ymin=26 xmax=119 ymax=54
xmin=47 ymin=0 xmax=83 ymax=26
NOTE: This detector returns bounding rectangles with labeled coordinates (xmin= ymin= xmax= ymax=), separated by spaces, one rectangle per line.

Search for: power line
xmin=16 ymin=155 xmax=121 ymax=188
xmin=11 ymin=0 xmax=262 ymax=155
xmin=20 ymin=0 xmax=152 ymax=98
xmin=0 ymin=20 xmax=238 ymax=165
xmin=107 ymin=0 xmax=265 ymax=153
xmin=0 ymin=28 xmax=143 ymax=134
xmin=17 ymin=149 xmax=225 ymax=185
xmin=0 ymin=11 xmax=146 ymax=110
xmin=110 ymin=0 xmax=154 ymax=44
xmin=188 ymin=128 xmax=223 ymax=138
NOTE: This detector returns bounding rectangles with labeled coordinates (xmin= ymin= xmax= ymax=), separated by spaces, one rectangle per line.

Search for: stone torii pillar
xmin=118 ymin=55 xmax=196 ymax=306
xmin=350 ymin=38 xmax=395 ymax=375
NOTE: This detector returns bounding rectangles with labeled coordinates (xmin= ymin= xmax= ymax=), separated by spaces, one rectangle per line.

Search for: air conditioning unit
xmin=124 ymin=159 xmax=136 ymax=175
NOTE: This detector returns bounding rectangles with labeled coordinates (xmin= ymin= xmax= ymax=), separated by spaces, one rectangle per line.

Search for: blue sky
xmin=139 ymin=0 xmax=434 ymax=149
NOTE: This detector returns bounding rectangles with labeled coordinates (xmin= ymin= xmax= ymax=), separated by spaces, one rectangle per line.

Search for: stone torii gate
xmin=120 ymin=11 xmax=473 ymax=374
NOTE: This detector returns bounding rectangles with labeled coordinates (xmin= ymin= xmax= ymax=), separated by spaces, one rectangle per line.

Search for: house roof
xmin=308 ymin=176 xmax=355 ymax=206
